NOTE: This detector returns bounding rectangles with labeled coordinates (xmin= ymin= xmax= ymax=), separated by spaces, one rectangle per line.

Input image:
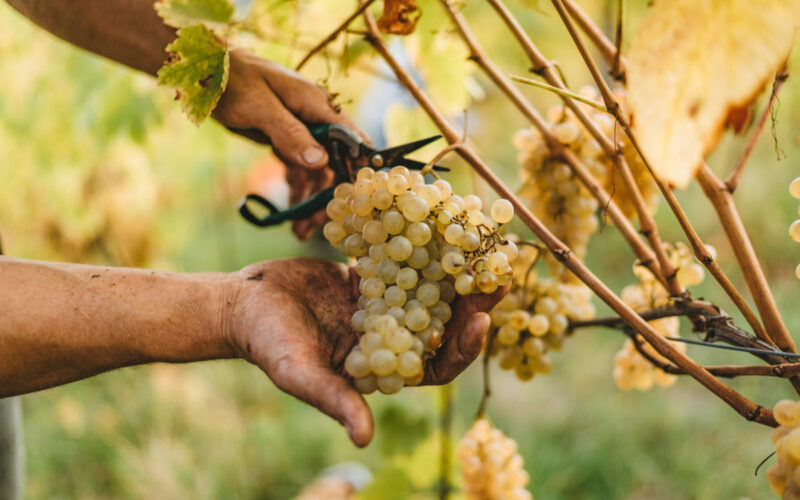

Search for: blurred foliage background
xmin=2 ymin=0 xmax=800 ymax=498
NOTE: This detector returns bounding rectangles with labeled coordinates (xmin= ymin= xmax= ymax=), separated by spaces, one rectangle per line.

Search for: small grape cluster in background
xmin=457 ymin=418 xmax=532 ymax=500
xmin=767 ymin=399 xmax=800 ymax=499
xmin=789 ymin=177 xmax=800 ymax=278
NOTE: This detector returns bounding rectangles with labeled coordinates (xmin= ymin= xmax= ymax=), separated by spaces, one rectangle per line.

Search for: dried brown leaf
xmin=377 ymin=0 xmax=421 ymax=35
xmin=627 ymin=0 xmax=800 ymax=188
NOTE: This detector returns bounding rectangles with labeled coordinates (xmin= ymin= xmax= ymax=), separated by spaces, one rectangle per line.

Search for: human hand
xmin=223 ymin=258 xmax=506 ymax=447
xmin=214 ymin=49 xmax=367 ymax=238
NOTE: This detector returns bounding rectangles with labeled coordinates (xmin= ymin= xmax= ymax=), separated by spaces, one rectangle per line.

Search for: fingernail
xmin=302 ymin=146 xmax=325 ymax=165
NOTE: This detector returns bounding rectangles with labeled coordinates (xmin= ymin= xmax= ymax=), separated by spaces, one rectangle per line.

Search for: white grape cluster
xmin=514 ymin=126 xmax=599 ymax=281
xmin=488 ymin=240 xmax=595 ymax=381
xmin=457 ymin=418 xmax=532 ymax=500
xmin=613 ymin=242 xmax=707 ymax=391
xmin=323 ymin=166 xmax=517 ymax=394
xmin=767 ymin=399 xmax=800 ymax=499
xmin=512 ymin=87 xmax=659 ymax=280
xmin=788 ymin=177 xmax=800 ymax=279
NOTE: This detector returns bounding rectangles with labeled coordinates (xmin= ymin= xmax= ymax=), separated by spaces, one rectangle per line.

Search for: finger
xmin=423 ymin=311 xmax=491 ymax=385
xmin=440 ymin=285 xmax=509 ymax=347
xmin=259 ymin=64 xmax=372 ymax=145
xmin=275 ymin=361 xmax=374 ymax=447
xmin=249 ymin=81 xmax=329 ymax=170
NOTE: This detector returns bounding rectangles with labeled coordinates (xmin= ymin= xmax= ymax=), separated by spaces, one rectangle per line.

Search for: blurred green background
xmin=2 ymin=0 xmax=800 ymax=498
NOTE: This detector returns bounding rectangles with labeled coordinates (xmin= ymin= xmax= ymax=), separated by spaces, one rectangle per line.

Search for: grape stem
xmin=363 ymin=9 xmax=779 ymax=428
xmin=439 ymin=384 xmax=453 ymax=500
xmin=294 ymin=0 xmax=377 ymax=71
xmin=725 ymin=66 xmax=789 ymax=193
xmin=476 ymin=327 xmax=498 ymax=420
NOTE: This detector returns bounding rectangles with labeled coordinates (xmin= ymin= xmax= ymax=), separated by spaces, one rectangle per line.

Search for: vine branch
xmin=295 ymin=0 xmax=377 ymax=70
xmin=364 ymin=10 xmax=777 ymax=428
xmin=548 ymin=0 xmax=787 ymax=355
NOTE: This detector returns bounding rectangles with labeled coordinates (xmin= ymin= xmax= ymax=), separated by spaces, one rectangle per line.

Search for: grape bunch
xmin=323 ymin=166 xmax=517 ymax=394
xmin=767 ymin=399 xmax=800 ymax=499
xmin=488 ymin=239 xmax=595 ymax=381
xmin=788 ymin=177 xmax=800 ymax=279
xmin=514 ymin=126 xmax=599 ymax=280
xmin=457 ymin=418 xmax=532 ymax=500
xmin=613 ymin=242 xmax=707 ymax=391
xmin=512 ymin=87 xmax=659 ymax=281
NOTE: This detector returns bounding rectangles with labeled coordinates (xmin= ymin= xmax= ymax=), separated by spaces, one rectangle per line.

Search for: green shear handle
xmin=238 ymin=187 xmax=335 ymax=227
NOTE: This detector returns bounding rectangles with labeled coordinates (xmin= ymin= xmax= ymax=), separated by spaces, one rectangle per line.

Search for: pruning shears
xmin=238 ymin=123 xmax=448 ymax=227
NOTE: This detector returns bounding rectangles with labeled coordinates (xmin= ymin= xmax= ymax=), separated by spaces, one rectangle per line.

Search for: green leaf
xmin=359 ymin=466 xmax=414 ymax=500
xmin=155 ymin=0 xmax=234 ymax=29
xmin=376 ymin=403 xmax=431 ymax=457
xmin=157 ymin=24 xmax=230 ymax=125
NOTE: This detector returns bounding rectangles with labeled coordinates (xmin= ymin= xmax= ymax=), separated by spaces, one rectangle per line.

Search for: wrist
xmin=197 ymin=271 xmax=243 ymax=361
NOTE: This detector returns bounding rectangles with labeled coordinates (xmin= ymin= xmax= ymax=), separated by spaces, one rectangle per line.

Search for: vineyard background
xmin=2 ymin=0 xmax=800 ymax=498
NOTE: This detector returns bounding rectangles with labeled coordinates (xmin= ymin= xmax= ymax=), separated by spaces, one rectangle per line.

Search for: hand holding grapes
xmin=225 ymin=257 xmax=506 ymax=447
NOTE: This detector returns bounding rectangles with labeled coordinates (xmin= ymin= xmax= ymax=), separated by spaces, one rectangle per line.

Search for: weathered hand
xmin=225 ymin=258 xmax=506 ymax=447
xmin=213 ymin=49 xmax=368 ymax=238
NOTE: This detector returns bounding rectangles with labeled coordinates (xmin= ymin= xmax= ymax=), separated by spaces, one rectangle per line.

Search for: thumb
xmin=274 ymin=360 xmax=374 ymax=447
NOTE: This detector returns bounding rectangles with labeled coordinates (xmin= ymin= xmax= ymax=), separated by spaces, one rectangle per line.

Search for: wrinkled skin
xmin=226 ymin=258 xmax=506 ymax=447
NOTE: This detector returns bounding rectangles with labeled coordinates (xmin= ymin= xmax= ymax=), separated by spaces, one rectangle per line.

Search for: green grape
xmin=455 ymin=272 xmax=474 ymax=294
xmin=407 ymin=246 xmax=430 ymax=269
xmin=396 ymin=351 xmax=423 ymax=378
xmin=345 ymin=349 xmax=370 ymax=377
xmin=377 ymin=374 xmax=404 ymax=394
xmin=363 ymin=220 xmax=388 ymax=245
xmin=417 ymin=282 xmax=441 ymax=307
xmin=385 ymin=327 xmax=413 ymax=353
xmin=361 ymin=277 xmax=385 ymax=298
xmin=405 ymin=306 xmax=431 ymax=332
xmin=396 ymin=267 xmax=419 ymax=290
xmin=369 ymin=348 xmax=397 ymax=376
xmin=382 ymin=210 xmax=406 ymax=235
xmin=388 ymin=236 xmax=413 ymax=261
xmin=384 ymin=285 xmax=407 ymax=307
xmin=372 ymin=188 xmax=394 ymax=210
xmin=355 ymin=256 xmax=377 ymax=278
xmin=406 ymin=221 xmax=432 ymax=245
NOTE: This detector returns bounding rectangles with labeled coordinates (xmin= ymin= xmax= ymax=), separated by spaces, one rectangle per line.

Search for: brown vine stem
xmin=439 ymin=384 xmax=453 ymax=500
xmin=696 ymin=165 xmax=796 ymax=353
xmin=611 ymin=0 xmax=625 ymax=82
xmin=363 ymin=11 xmax=777 ymax=428
xmin=294 ymin=0 xmax=377 ymax=71
xmin=439 ymin=0 xmax=666 ymax=288
xmin=548 ymin=0 xmax=778 ymax=350
xmin=562 ymin=0 xmax=626 ymax=81
xmin=476 ymin=328 xmax=498 ymax=419
xmin=486 ymin=0 xmax=681 ymax=296
xmin=725 ymin=67 xmax=789 ymax=192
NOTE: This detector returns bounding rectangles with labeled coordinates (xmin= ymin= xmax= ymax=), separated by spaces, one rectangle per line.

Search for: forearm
xmin=5 ymin=0 xmax=175 ymax=75
xmin=0 ymin=257 xmax=240 ymax=396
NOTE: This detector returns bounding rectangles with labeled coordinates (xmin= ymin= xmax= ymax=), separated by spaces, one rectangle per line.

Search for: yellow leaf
xmin=627 ymin=0 xmax=800 ymax=188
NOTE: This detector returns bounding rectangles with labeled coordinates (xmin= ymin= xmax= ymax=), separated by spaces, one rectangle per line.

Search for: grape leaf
xmin=157 ymin=24 xmax=230 ymax=125
xmin=155 ymin=0 xmax=234 ymax=29
xmin=378 ymin=0 xmax=421 ymax=35
xmin=627 ymin=0 xmax=800 ymax=188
